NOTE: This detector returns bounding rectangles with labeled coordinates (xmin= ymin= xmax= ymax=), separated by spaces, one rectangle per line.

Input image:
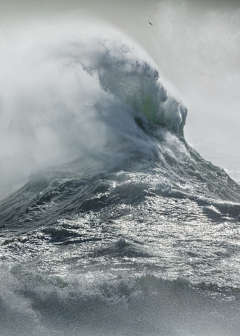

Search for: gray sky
xmin=1 ymin=0 xmax=240 ymax=178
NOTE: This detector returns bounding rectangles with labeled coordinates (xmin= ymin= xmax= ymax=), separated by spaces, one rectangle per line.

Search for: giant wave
xmin=0 ymin=18 xmax=240 ymax=336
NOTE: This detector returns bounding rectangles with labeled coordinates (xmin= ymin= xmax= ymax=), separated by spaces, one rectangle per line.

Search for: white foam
xmin=0 ymin=17 xmax=187 ymax=197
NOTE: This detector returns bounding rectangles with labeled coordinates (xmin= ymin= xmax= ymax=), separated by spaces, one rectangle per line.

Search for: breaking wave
xmin=1 ymin=17 xmax=240 ymax=336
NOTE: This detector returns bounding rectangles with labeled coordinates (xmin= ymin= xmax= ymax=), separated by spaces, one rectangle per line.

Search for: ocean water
xmin=0 ymin=19 xmax=240 ymax=336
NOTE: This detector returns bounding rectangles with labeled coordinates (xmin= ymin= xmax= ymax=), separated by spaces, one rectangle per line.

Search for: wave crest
xmin=60 ymin=37 xmax=187 ymax=136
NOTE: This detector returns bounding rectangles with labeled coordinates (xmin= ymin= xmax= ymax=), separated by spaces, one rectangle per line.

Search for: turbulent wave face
xmin=1 ymin=19 xmax=240 ymax=336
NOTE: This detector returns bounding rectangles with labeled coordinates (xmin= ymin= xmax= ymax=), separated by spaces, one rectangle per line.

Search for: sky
xmin=1 ymin=0 xmax=240 ymax=182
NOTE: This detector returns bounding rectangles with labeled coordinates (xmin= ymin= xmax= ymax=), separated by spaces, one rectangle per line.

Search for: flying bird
xmin=149 ymin=22 xmax=153 ymax=26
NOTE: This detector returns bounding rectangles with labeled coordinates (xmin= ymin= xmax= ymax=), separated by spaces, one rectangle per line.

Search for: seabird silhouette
xmin=149 ymin=22 xmax=153 ymax=26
